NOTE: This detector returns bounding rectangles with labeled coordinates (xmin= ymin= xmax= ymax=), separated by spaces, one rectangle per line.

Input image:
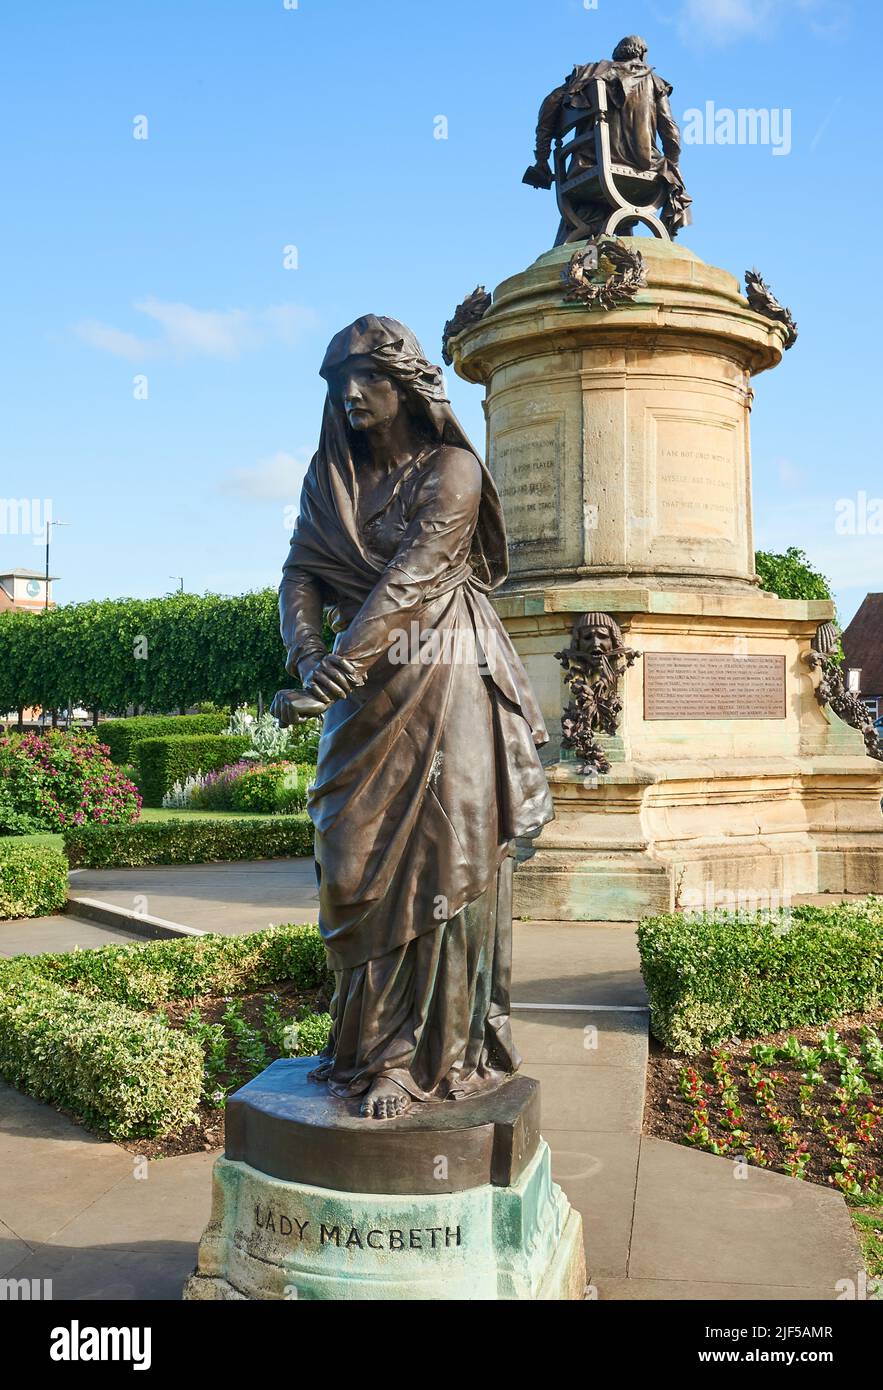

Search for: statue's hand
xmin=270 ymin=689 xmax=328 ymax=727
xmin=302 ymin=652 xmax=363 ymax=704
xmin=522 ymin=160 xmax=554 ymax=190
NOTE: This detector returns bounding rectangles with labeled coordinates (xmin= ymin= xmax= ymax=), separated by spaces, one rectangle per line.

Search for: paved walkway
xmin=0 ymin=865 xmax=866 ymax=1300
xmin=69 ymin=858 xmax=320 ymax=934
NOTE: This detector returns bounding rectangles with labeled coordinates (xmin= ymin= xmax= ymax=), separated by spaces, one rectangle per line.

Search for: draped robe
xmin=279 ymin=318 xmax=554 ymax=1101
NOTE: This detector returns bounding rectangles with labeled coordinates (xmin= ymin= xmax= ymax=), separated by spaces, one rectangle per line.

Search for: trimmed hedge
xmin=230 ymin=762 xmax=315 ymax=815
xmin=0 ymin=973 xmax=204 ymax=1138
xmin=638 ymin=899 xmax=883 ymax=1054
xmin=98 ymin=713 xmax=230 ymax=765
xmin=0 ymin=844 xmax=69 ymax=921
xmin=136 ymin=734 xmax=251 ymax=806
xmin=24 ymin=923 xmax=330 ymax=1008
xmin=0 ymin=924 xmax=328 ymax=1138
xmin=64 ymin=814 xmax=314 ymax=868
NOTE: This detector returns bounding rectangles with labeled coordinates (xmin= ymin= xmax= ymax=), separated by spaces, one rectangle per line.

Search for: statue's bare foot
xmin=360 ymin=1077 xmax=411 ymax=1120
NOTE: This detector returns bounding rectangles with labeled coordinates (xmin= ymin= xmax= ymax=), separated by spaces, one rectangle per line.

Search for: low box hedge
xmin=0 ymin=843 xmax=69 ymax=921
xmin=98 ymin=714 xmax=229 ymax=765
xmin=0 ymin=924 xmax=328 ymax=1138
xmin=63 ymin=814 xmax=314 ymax=868
xmin=136 ymin=734 xmax=252 ymax=806
xmin=0 ymin=972 xmax=204 ymax=1138
xmin=638 ymin=899 xmax=883 ymax=1054
xmin=24 ymin=922 xmax=330 ymax=1008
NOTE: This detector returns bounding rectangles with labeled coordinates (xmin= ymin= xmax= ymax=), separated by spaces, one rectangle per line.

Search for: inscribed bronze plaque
xmin=643 ymin=653 xmax=786 ymax=721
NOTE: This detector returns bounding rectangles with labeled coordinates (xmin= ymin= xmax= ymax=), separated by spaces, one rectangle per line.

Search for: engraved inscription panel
xmin=655 ymin=416 xmax=737 ymax=541
xmin=493 ymin=423 xmax=561 ymax=548
xmin=644 ymin=653 xmax=786 ymax=720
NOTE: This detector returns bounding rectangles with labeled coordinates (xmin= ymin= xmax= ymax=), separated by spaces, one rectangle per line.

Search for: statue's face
xmin=578 ymin=625 xmax=615 ymax=660
xmin=337 ymin=357 xmax=404 ymax=433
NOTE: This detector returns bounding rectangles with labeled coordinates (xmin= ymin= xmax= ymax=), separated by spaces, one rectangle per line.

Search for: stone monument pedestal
xmin=184 ymin=1059 xmax=585 ymax=1301
xmin=448 ymin=241 xmax=883 ymax=917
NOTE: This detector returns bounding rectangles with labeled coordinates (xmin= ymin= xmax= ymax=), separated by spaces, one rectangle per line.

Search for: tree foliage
xmin=0 ymin=590 xmax=293 ymax=717
xmin=755 ymin=548 xmax=834 ymax=603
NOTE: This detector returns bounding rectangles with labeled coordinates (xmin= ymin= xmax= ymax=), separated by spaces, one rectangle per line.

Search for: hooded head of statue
xmin=286 ymin=315 xmax=509 ymax=599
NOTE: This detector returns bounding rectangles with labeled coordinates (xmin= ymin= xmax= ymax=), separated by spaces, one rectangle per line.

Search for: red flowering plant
xmin=0 ymin=729 xmax=141 ymax=833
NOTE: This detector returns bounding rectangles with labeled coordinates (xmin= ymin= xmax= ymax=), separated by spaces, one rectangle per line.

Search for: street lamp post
xmin=170 ymin=576 xmax=184 ymax=593
xmin=44 ymin=519 xmax=69 ymax=611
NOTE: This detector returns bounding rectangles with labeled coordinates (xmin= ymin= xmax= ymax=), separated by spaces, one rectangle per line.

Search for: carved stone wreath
xmin=441 ymin=286 xmax=492 ymax=365
xmin=562 ymin=237 xmax=647 ymax=311
xmin=744 ymin=269 xmax=798 ymax=350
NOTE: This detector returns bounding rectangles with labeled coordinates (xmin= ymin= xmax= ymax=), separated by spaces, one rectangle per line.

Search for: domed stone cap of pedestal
xmin=450 ymin=238 xmax=789 ymax=384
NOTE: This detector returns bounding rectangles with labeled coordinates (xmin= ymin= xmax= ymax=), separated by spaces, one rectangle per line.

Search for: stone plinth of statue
xmin=184 ymin=1059 xmax=585 ymax=1300
xmin=449 ymin=239 xmax=883 ymax=918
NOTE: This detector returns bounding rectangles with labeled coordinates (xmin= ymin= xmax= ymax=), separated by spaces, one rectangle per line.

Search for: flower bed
xmin=0 ymin=728 xmax=140 ymax=834
xmin=645 ymin=1013 xmax=883 ymax=1201
xmin=175 ymin=759 xmax=316 ymax=814
xmin=63 ymin=814 xmax=314 ymax=868
xmin=0 ymin=924 xmax=331 ymax=1142
xmin=135 ymin=734 xmax=252 ymax=806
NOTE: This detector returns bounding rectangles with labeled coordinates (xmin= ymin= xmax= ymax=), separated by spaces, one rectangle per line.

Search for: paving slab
xmin=512 ymin=921 xmax=646 ymax=1008
xmin=544 ymin=1129 xmax=640 ymax=1278
xmin=4 ymin=1243 xmax=201 ymax=1301
xmin=513 ymin=1008 xmax=647 ymax=1070
xmin=69 ymin=858 xmax=320 ymax=935
xmin=595 ymin=1276 xmax=844 ymax=1301
xmin=0 ymin=1086 xmax=133 ymax=1245
xmin=524 ymin=1061 xmax=645 ymax=1134
xmin=629 ymin=1135 xmax=863 ymax=1295
xmin=53 ymin=1150 xmax=215 ymax=1249
xmin=0 ymin=915 xmax=143 ymax=957
xmin=0 ymin=1215 xmax=34 ymax=1278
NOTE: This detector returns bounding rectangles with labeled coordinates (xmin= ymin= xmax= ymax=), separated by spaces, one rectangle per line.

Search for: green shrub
xmin=229 ymin=763 xmax=289 ymax=813
xmin=0 ymin=923 xmax=328 ymax=1138
xmin=0 ymin=729 xmax=140 ymax=830
xmin=64 ymin=814 xmax=314 ymax=868
xmin=0 ymin=844 xmax=69 ymax=920
xmin=136 ymin=734 xmax=251 ymax=806
xmin=24 ymin=923 xmax=330 ymax=1008
xmin=638 ymin=899 xmax=883 ymax=1054
xmin=0 ymin=973 xmax=203 ymax=1138
xmin=287 ymin=1011 xmax=332 ymax=1057
xmin=98 ymin=714 xmax=229 ymax=764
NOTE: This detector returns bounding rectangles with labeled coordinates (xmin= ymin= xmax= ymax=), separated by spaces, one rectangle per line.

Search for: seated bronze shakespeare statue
xmin=272 ymin=316 xmax=553 ymax=1120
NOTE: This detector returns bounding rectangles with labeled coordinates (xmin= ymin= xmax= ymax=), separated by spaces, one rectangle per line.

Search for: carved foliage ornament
xmin=744 ymin=269 xmax=798 ymax=349
xmin=562 ymin=237 xmax=647 ymax=311
xmin=555 ymin=611 xmax=641 ymax=775
xmin=441 ymin=286 xmax=492 ymax=365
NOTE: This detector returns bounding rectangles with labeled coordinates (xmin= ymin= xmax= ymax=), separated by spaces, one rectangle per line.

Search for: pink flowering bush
xmin=0 ymin=729 xmax=141 ymax=834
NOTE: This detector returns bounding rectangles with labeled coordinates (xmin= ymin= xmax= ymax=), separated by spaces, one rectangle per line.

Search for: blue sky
xmin=1 ymin=0 xmax=878 ymax=624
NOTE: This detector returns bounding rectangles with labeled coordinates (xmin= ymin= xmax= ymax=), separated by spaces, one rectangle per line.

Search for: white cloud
xmin=73 ymin=300 xmax=317 ymax=360
xmin=674 ymin=0 xmax=843 ymax=47
xmin=74 ymin=320 xmax=150 ymax=360
xmin=220 ymin=449 xmax=312 ymax=501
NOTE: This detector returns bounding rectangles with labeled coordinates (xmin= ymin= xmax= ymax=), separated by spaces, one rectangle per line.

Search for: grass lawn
xmin=851 ymin=1203 xmax=883 ymax=1286
xmin=4 ymin=807 xmax=284 ymax=855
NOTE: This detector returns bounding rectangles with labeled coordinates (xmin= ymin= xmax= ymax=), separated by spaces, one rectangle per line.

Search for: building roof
xmin=0 ymin=569 xmax=57 ymax=580
xmin=842 ymin=593 xmax=883 ymax=696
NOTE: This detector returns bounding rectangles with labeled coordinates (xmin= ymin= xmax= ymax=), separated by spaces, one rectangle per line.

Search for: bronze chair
xmin=554 ymin=78 xmax=670 ymax=242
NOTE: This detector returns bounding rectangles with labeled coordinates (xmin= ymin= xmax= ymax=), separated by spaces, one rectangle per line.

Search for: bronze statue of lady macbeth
xmin=272 ymin=316 xmax=553 ymax=1120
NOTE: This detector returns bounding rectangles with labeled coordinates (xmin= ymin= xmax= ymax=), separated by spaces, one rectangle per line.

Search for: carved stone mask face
xmin=579 ymin=625 xmax=615 ymax=660
xmin=336 ymin=356 xmax=404 ymax=433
